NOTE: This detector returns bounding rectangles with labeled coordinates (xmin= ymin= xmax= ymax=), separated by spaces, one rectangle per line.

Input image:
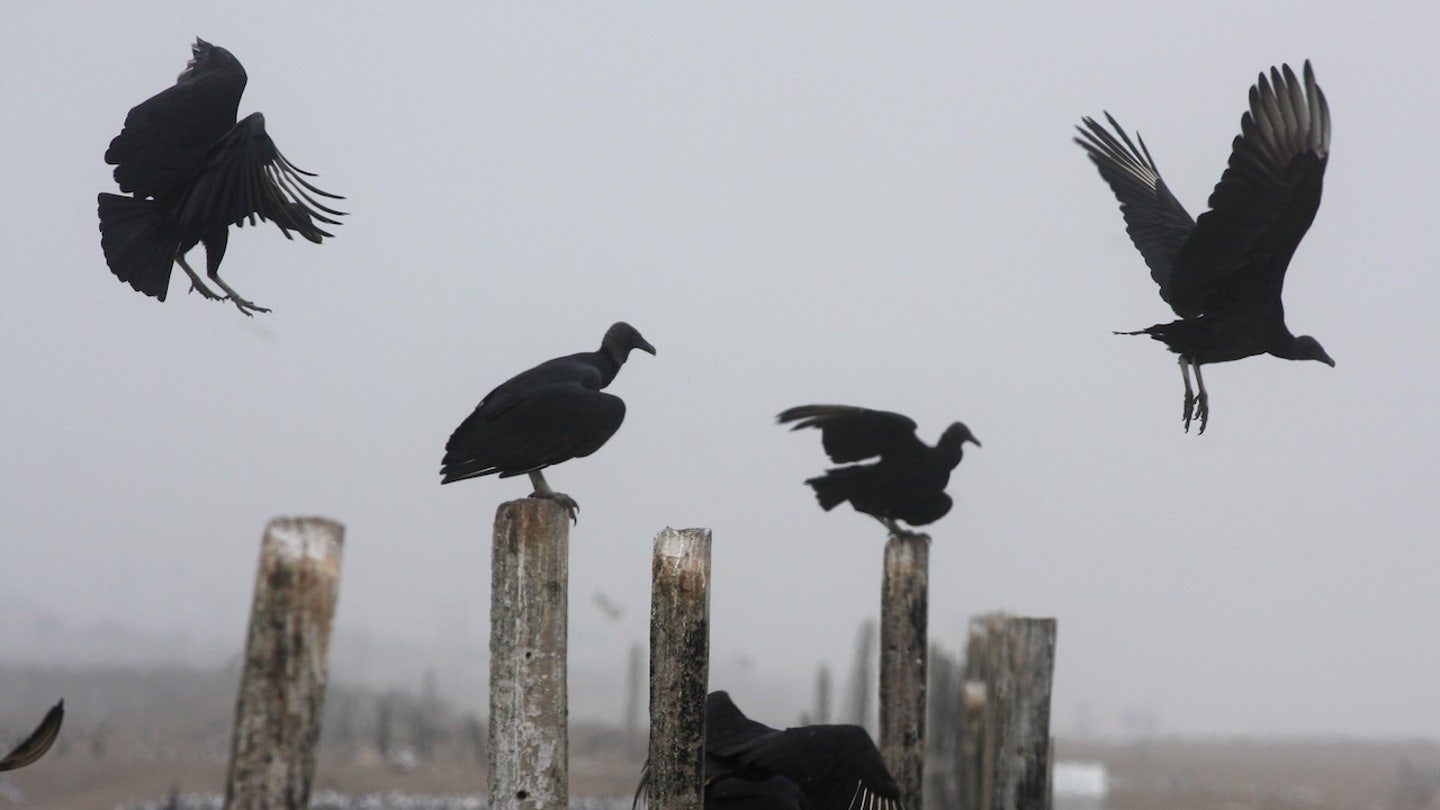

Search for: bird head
xmin=941 ymin=422 xmax=981 ymax=449
xmin=602 ymin=322 xmax=657 ymax=364
xmin=178 ymin=38 xmax=243 ymax=84
xmin=1290 ymin=335 xmax=1335 ymax=367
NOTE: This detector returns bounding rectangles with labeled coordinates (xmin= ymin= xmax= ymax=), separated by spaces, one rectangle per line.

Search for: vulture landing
xmin=633 ymin=690 xmax=902 ymax=810
xmin=1076 ymin=61 xmax=1334 ymax=433
xmin=778 ymin=404 xmax=979 ymax=538
xmin=98 ymin=38 xmax=345 ymax=315
xmin=440 ymin=322 xmax=655 ymax=522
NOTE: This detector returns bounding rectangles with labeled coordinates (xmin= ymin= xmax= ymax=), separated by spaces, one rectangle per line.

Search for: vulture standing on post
xmin=1075 ymin=61 xmax=1334 ymax=433
xmin=0 ymin=701 xmax=64 ymax=772
xmin=98 ymin=38 xmax=344 ymax=315
xmin=440 ymin=322 xmax=656 ymax=522
xmin=634 ymin=690 xmax=902 ymax=810
xmin=778 ymin=405 xmax=979 ymax=537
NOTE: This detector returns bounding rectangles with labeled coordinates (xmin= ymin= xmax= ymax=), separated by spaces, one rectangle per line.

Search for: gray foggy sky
xmin=2 ymin=2 xmax=1437 ymax=738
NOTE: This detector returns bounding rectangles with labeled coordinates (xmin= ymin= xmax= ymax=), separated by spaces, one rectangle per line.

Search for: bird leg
xmin=206 ymin=272 xmax=272 ymax=317
xmin=528 ymin=470 xmax=579 ymax=524
xmin=1179 ymin=357 xmax=1197 ymax=433
xmin=873 ymin=515 xmax=921 ymax=539
xmin=174 ymin=253 xmax=224 ymax=301
xmin=1192 ymin=362 xmax=1210 ymax=435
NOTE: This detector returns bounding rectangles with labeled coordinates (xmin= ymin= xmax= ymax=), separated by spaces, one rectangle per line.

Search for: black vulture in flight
xmin=0 ymin=700 xmax=64 ymax=772
xmin=1075 ymin=61 xmax=1334 ymax=433
xmin=778 ymin=405 xmax=979 ymax=538
xmin=98 ymin=38 xmax=344 ymax=315
xmin=440 ymin=322 xmax=655 ymax=521
xmin=634 ymin=690 xmax=902 ymax=810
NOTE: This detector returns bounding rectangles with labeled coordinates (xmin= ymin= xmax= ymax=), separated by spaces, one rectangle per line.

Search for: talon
xmin=529 ymin=491 xmax=579 ymax=525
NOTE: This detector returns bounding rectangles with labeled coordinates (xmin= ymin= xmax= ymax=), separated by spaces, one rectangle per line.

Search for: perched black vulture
xmin=1076 ymin=61 xmax=1334 ymax=433
xmin=634 ymin=690 xmax=902 ymax=810
xmin=98 ymin=38 xmax=344 ymax=315
xmin=0 ymin=700 xmax=64 ymax=772
xmin=778 ymin=405 xmax=978 ymax=537
xmin=440 ymin=322 xmax=655 ymax=521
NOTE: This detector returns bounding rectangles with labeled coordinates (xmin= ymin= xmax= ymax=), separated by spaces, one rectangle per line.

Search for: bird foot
xmin=225 ymin=294 xmax=272 ymax=317
xmin=529 ymin=490 xmax=579 ymax=524
xmin=1182 ymin=391 xmax=1210 ymax=434
xmin=187 ymin=280 xmax=224 ymax=301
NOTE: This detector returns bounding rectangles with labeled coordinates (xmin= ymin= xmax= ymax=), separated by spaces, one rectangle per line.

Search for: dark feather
xmin=0 ymin=700 xmax=64 ymax=772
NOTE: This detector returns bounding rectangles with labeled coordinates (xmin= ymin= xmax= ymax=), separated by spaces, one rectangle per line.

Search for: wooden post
xmin=960 ymin=616 xmax=995 ymax=810
xmin=879 ymin=532 xmax=929 ymax=810
xmin=647 ymin=527 xmax=712 ymax=810
xmin=961 ymin=613 xmax=1057 ymax=810
xmin=988 ymin=617 xmax=1056 ymax=810
xmin=224 ymin=516 xmax=344 ymax=810
xmin=489 ymin=498 xmax=570 ymax=810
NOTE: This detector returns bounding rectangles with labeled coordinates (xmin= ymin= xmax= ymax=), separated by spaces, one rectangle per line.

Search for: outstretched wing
xmin=0 ymin=700 xmax=64 ymax=772
xmin=1168 ymin=61 xmax=1330 ymax=315
xmin=1075 ymin=113 xmax=1197 ymax=306
xmin=178 ymin=112 xmax=346 ymax=242
xmin=777 ymin=405 xmax=921 ymax=463
xmin=106 ymin=42 xmax=247 ymax=198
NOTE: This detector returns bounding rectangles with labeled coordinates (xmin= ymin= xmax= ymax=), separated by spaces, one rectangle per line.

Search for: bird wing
xmin=1167 ymin=62 xmax=1330 ymax=316
xmin=0 ymin=701 xmax=64 ymax=772
xmin=777 ymin=405 xmax=921 ymax=464
xmin=1075 ymin=114 xmax=1197 ymax=301
xmin=177 ymin=112 xmax=345 ymax=242
xmin=106 ymin=66 xmax=247 ymax=198
xmin=441 ymin=381 xmax=624 ymax=482
xmin=730 ymin=725 xmax=903 ymax=810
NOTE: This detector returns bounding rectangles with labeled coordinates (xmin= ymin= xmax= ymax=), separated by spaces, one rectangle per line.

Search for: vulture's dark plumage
xmin=98 ymin=38 xmax=344 ymax=315
xmin=1076 ymin=61 xmax=1334 ymax=433
xmin=778 ymin=405 xmax=978 ymax=537
xmin=440 ymin=322 xmax=655 ymax=521
xmin=0 ymin=700 xmax=64 ymax=772
xmin=634 ymin=691 xmax=902 ymax=810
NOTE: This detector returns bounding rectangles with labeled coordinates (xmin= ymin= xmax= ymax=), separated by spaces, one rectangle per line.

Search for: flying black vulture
xmin=1075 ymin=61 xmax=1334 ymax=433
xmin=634 ymin=690 xmax=902 ymax=810
xmin=98 ymin=38 xmax=344 ymax=315
xmin=0 ymin=700 xmax=64 ymax=772
xmin=440 ymin=322 xmax=655 ymax=521
xmin=778 ymin=405 xmax=979 ymax=538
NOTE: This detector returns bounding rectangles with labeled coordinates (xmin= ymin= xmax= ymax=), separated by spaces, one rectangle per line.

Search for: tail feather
xmin=97 ymin=193 xmax=178 ymax=300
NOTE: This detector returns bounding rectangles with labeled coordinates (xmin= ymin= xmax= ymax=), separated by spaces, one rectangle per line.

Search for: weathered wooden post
xmin=879 ymin=532 xmax=929 ymax=810
xmin=489 ymin=498 xmax=570 ymax=810
xmin=647 ymin=527 xmax=712 ymax=810
xmin=960 ymin=613 xmax=1057 ymax=810
xmin=224 ymin=516 xmax=344 ymax=810
xmin=988 ymin=617 xmax=1056 ymax=810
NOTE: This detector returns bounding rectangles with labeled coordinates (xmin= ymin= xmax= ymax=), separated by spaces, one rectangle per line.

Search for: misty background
xmin=2 ymin=2 xmax=1437 ymax=740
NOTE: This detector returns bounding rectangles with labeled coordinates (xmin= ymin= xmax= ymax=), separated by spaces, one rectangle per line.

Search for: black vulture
xmin=98 ymin=38 xmax=344 ymax=315
xmin=440 ymin=322 xmax=655 ymax=521
xmin=778 ymin=405 xmax=979 ymax=537
xmin=1075 ymin=61 xmax=1334 ymax=433
xmin=634 ymin=690 xmax=902 ymax=810
xmin=0 ymin=700 xmax=64 ymax=772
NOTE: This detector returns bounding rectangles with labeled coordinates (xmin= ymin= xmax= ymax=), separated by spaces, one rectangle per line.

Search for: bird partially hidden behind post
xmin=1075 ymin=61 xmax=1335 ymax=434
xmin=0 ymin=700 xmax=64 ymax=772
xmin=778 ymin=405 xmax=979 ymax=538
xmin=633 ymin=690 xmax=902 ymax=810
xmin=440 ymin=322 xmax=656 ymax=523
xmin=97 ymin=38 xmax=345 ymax=316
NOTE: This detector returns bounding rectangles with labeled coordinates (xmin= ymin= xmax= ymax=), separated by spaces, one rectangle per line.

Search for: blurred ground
xmin=2 ymin=665 xmax=1436 ymax=810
